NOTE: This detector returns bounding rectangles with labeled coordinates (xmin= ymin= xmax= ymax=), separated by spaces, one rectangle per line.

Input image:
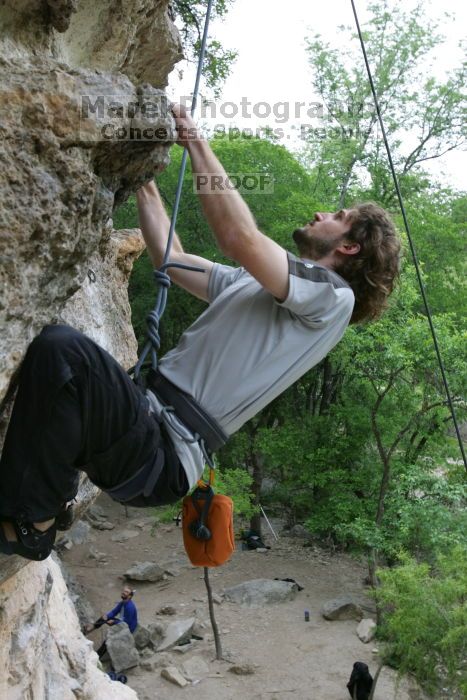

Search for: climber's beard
xmin=292 ymin=224 xmax=339 ymax=260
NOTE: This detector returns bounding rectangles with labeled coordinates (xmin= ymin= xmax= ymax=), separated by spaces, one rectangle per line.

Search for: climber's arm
xmin=104 ymin=602 xmax=122 ymax=621
xmin=172 ymin=105 xmax=289 ymax=302
xmin=136 ymin=181 xmax=213 ymax=302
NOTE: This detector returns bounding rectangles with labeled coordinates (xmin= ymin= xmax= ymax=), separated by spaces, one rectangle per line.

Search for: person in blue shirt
xmin=102 ymin=586 xmax=138 ymax=633
xmin=88 ymin=586 xmax=138 ymax=659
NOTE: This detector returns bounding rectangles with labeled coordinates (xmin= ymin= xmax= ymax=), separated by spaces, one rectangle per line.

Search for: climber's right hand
xmin=171 ymin=103 xmax=201 ymax=147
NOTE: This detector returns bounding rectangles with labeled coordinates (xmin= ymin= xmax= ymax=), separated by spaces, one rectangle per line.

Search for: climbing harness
xmin=351 ymin=0 xmax=466 ymax=472
xmin=148 ymin=369 xmax=228 ymax=453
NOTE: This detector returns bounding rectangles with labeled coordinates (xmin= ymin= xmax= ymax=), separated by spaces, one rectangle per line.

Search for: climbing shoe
xmin=0 ymin=519 xmax=57 ymax=561
xmin=56 ymin=501 xmax=74 ymax=531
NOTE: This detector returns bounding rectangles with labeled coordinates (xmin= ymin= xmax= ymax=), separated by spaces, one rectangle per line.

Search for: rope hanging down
xmin=350 ymin=0 xmax=466 ymax=471
xmin=132 ymin=0 xmax=223 ymax=660
xmin=134 ymin=0 xmax=215 ymax=381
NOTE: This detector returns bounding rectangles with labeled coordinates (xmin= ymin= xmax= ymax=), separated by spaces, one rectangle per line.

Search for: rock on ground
xmin=181 ymin=656 xmax=210 ymax=682
xmin=229 ymin=664 xmax=257 ymax=676
xmin=110 ymin=530 xmax=140 ymax=543
xmin=322 ymin=596 xmax=364 ymax=621
xmin=223 ymin=579 xmax=299 ymax=607
xmin=105 ymin=624 xmax=140 ymax=673
xmin=357 ymin=618 xmax=377 ymax=643
xmin=133 ymin=625 xmax=151 ymax=650
xmin=147 ymin=622 xmax=166 ymax=650
xmin=158 ymin=618 xmax=196 ymax=651
xmin=124 ymin=562 xmax=165 ymax=582
xmin=161 ymin=666 xmax=189 ymax=688
xmin=67 ymin=520 xmax=92 ymax=546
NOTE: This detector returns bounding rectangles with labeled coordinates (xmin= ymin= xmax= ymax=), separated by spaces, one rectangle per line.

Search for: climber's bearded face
xmin=293 ymin=210 xmax=354 ymax=260
xmin=121 ymin=587 xmax=132 ymax=600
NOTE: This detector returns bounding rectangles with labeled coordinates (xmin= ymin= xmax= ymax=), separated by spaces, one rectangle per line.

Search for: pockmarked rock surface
xmin=223 ymin=578 xmax=299 ymax=607
xmin=0 ymin=1 xmax=183 ymax=696
xmin=0 ymin=0 xmax=181 ymax=406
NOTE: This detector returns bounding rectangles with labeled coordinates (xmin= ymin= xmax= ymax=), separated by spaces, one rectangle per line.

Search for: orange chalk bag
xmin=182 ymin=467 xmax=235 ymax=568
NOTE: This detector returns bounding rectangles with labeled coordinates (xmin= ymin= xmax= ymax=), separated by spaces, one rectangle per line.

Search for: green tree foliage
xmin=304 ymin=0 xmax=466 ymax=206
xmin=171 ymin=1 xmax=237 ymax=96
xmin=376 ymin=546 xmax=467 ymax=697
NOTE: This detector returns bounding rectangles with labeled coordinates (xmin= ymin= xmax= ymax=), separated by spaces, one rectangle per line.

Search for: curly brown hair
xmin=334 ymin=203 xmax=401 ymax=324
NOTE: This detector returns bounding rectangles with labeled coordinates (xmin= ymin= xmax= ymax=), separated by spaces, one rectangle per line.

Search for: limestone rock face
xmin=0 ymin=555 xmax=137 ymax=699
xmin=0 ymin=0 xmax=182 ymax=85
xmin=0 ymin=0 xmax=180 ymax=404
xmin=0 ymin=58 xmax=174 ymax=401
xmin=59 ymin=228 xmax=146 ymax=368
xmin=0 ymin=1 xmax=182 ymax=696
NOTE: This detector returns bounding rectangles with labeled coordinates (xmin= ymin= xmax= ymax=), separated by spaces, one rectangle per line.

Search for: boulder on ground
xmin=161 ymin=666 xmax=189 ymax=688
xmin=223 ymin=579 xmax=299 ymax=607
xmin=140 ymin=652 xmax=172 ymax=671
xmin=287 ymin=524 xmax=312 ymax=539
xmin=321 ymin=596 xmax=363 ymax=621
xmin=133 ymin=624 xmax=151 ymax=650
xmin=124 ymin=562 xmax=165 ymax=582
xmin=158 ymin=618 xmax=196 ymax=651
xmin=105 ymin=623 xmax=140 ymax=673
xmin=147 ymin=621 xmax=166 ymax=650
xmin=357 ymin=618 xmax=377 ymax=643
xmin=110 ymin=530 xmax=139 ymax=543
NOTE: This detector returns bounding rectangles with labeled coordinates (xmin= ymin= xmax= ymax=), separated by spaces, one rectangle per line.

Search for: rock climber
xmin=0 ymin=104 xmax=401 ymax=561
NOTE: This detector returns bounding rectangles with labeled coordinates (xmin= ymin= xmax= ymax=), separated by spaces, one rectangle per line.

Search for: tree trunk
xmin=368 ymin=660 xmax=384 ymax=700
xmin=249 ymin=452 xmax=263 ymax=535
xmin=319 ymin=357 xmax=334 ymax=414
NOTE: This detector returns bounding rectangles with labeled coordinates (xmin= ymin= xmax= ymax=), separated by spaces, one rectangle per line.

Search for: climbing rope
xmin=133 ymin=0 xmax=215 ymax=381
xmin=130 ymin=0 xmax=223 ymax=659
xmin=350 ymin=0 xmax=466 ymax=471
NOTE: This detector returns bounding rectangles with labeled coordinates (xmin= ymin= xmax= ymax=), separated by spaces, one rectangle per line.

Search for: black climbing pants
xmin=0 ymin=325 xmax=188 ymax=522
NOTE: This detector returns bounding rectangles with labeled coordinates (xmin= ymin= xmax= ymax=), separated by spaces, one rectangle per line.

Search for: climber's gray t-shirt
xmin=148 ymin=252 xmax=354 ymax=488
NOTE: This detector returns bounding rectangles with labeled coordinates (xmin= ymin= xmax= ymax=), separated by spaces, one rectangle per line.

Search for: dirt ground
xmin=61 ymin=494 xmax=427 ymax=700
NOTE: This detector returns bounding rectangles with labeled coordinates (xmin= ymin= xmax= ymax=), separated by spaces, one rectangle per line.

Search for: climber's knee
xmin=34 ymin=324 xmax=83 ymax=351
